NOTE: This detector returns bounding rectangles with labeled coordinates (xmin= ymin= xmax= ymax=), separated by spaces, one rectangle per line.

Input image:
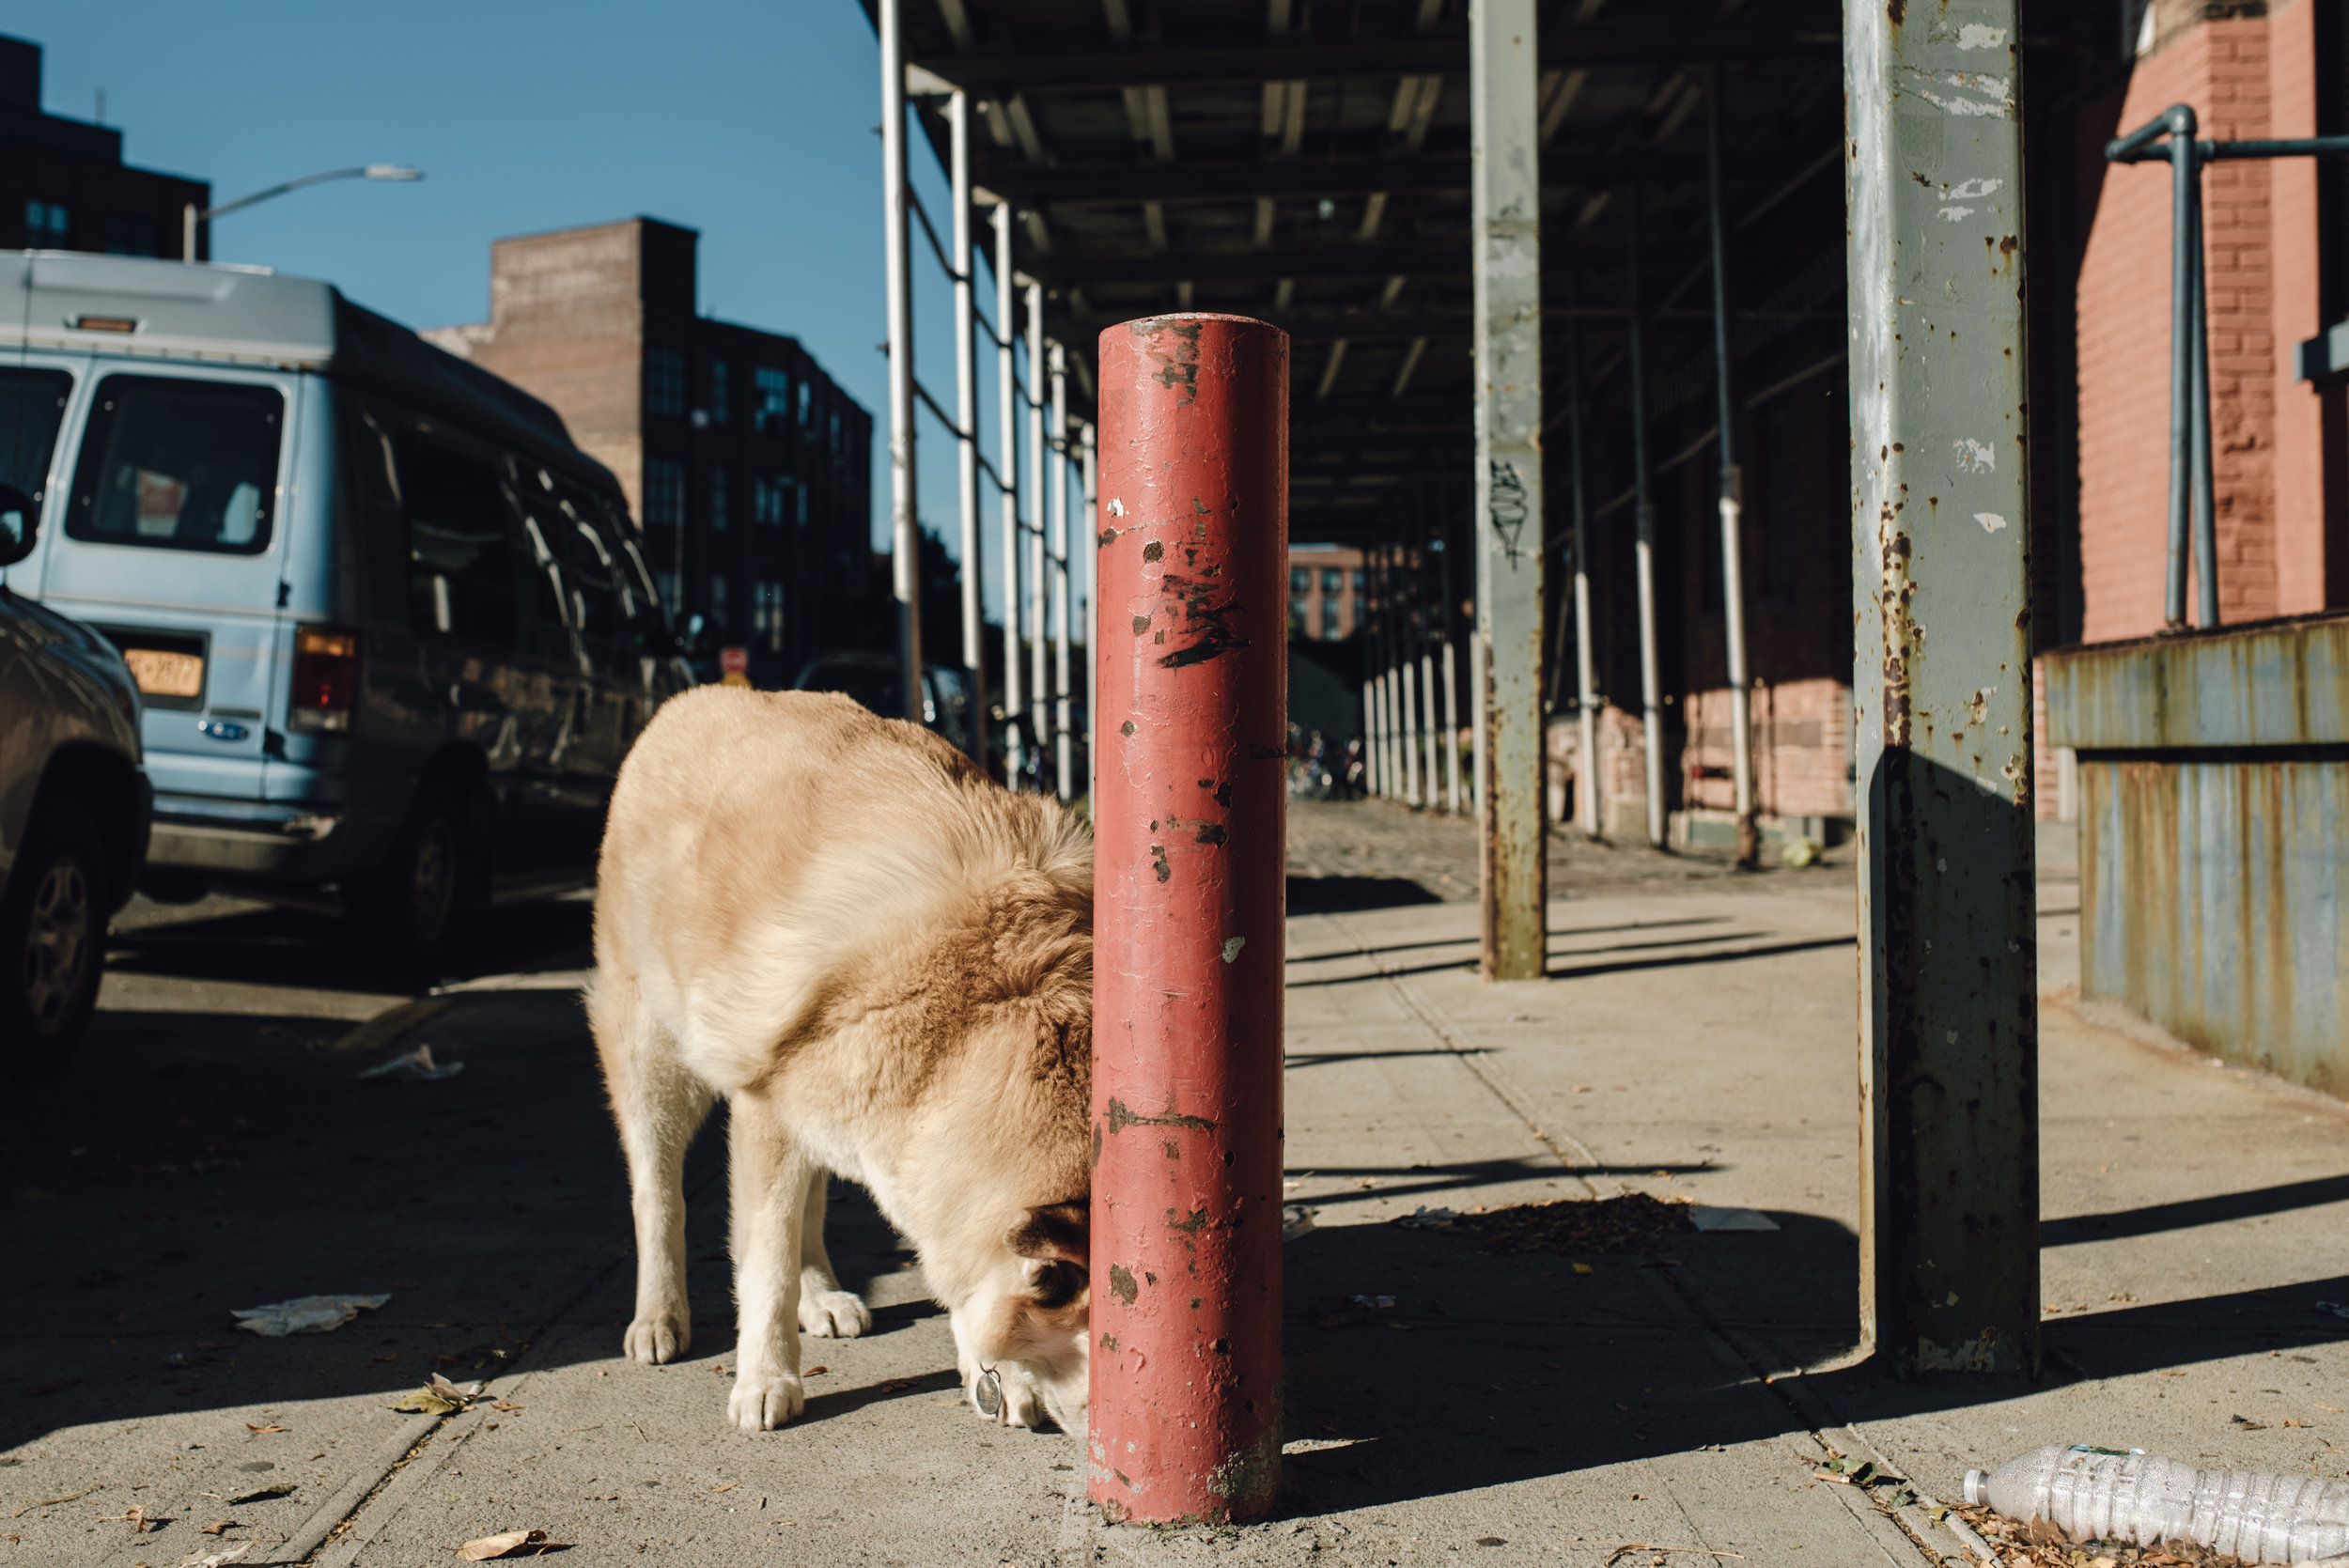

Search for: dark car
xmin=793 ymin=651 xmax=974 ymax=755
xmin=0 ymin=512 xmax=150 ymax=1079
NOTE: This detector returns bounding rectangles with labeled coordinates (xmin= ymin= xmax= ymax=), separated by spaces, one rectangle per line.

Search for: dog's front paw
xmin=727 ymin=1370 xmax=805 ymax=1432
xmin=799 ymin=1289 xmax=873 ymax=1339
xmin=623 ymin=1312 xmax=690 ymax=1365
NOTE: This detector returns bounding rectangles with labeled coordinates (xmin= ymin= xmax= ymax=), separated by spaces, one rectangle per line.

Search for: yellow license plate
xmin=123 ymin=646 xmax=204 ymax=699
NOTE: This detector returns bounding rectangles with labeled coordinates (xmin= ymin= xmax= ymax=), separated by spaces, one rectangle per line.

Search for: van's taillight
xmin=290 ymin=624 xmax=360 ymax=732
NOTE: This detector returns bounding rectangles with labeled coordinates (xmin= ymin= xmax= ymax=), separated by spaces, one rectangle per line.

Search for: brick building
xmin=0 ymin=34 xmax=207 ymax=259
xmin=427 ymin=218 xmax=872 ymax=681
xmin=1288 ymin=544 xmax=1365 ymax=642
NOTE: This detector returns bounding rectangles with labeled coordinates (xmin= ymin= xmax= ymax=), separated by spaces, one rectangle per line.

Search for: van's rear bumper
xmin=147 ymin=794 xmax=397 ymax=883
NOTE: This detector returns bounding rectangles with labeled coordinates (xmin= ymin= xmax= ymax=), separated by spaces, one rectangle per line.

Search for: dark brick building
xmin=428 ymin=217 xmax=872 ymax=680
xmin=0 ymin=34 xmax=208 ymax=258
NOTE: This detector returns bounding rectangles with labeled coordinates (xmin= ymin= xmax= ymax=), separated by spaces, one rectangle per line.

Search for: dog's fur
xmin=588 ymin=687 xmax=1093 ymax=1433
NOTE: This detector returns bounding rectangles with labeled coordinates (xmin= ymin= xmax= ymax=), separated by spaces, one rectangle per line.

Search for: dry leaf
xmin=803 ymin=1365 xmax=828 ymax=1376
xmin=200 ymin=1519 xmax=240 ymax=1536
xmin=710 ymin=1482 xmax=739 ymax=1494
xmin=245 ymin=1424 xmax=285 ymax=1435
xmin=457 ymin=1527 xmax=548 ymax=1560
xmin=121 ymin=1504 xmax=149 ymax=1532
xmin=491 ymin=1401 xmax=521 ymax=1412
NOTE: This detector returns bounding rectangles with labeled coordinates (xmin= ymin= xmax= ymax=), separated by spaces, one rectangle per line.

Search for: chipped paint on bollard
xmin=1846 ymin=0 xmax=2041 ymax=1376
xmin=2046 ymin=613 xmax=2349 ymax=1095
xmin=1091 ymin=314 xmax=1287 ymax=1525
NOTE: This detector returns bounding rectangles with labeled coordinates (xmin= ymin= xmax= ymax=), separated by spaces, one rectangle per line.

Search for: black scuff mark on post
xmin=1154 ymin=575 xmax=1251 ymax=670
xmin=1108 ymin=1265 xmax=1139 ymax=1306
xmin=1106 ymin=1098 xmax=1218 ymax=1134
xmin=1143 ymin=540 xmax=1164 ymax=563
xmin=1194 ymin=823 xmax=1227 ymax=846
xmin=1144 ymin=319 xmax=1204 ymax=405
xmin=1151 ymin=844 xmax=1171 ymax=882
xmin=1120 ymin=720 xmax=1136 ymax=736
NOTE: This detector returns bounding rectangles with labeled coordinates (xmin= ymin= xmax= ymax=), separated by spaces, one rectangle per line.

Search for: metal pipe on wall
xmin=879 ymin=0 xmax=923 ymax=719
xmin=1026 ymin=282 xmax=1050 ymax=755
xmin=949 ymin=92 xmax=987 ymax=773
xmin=1704 ymin=69 xmax=1758 ymax=866
xmin=994 ymin=204 xmax=1024 ymax=788
xmin=1626 ymin=184 xmax=1668 ymax=850
xmin=2165 ymin=105 xmax=2197 ymax=629
xmin=1050 ymin=342 xmax=1073 ymax=801
xmin=2187 ymin=167 xmax=2218 ymax=629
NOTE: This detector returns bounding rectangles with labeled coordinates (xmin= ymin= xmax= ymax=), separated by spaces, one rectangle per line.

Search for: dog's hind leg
xmin=726 ymin=1092 xmax=810 ymax=1431
xmin=595 ymin=976 xmax=713 ymax=1367
xmin=795 ymin=1170 xmax=874 ymax=1339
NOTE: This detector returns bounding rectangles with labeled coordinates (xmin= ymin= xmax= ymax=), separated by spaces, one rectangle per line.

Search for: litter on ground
xmin=230 ymin=1294 xmax=390 ymax=1337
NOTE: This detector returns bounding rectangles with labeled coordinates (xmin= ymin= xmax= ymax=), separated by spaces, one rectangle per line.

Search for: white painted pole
xmin=950 ymin=91 xmax=986 ymax=771
xmin=1026 ymin=281 xmax=1049 ymax=746
xmin=1081 ymin=418 xmax=1098 ymax=806
xmin=995 ymin=204 xmax=1024 ymax=788
xmin=879 ymin=0 xmax=923 ymax=720
xmin=1050 ymin=342 xmax=1073 ymax=802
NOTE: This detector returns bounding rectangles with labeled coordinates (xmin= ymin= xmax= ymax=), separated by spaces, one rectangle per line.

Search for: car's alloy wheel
xmin=23 ymin=852 xmax=91 ymax=1036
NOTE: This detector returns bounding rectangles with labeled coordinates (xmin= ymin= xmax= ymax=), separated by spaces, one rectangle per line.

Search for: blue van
xmin=0 ymin=254 xmax=691 ymax=968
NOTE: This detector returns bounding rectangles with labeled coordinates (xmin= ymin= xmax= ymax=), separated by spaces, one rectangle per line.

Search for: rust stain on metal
xmin=1105 ymin=1097 xmax=1218 ymax=1135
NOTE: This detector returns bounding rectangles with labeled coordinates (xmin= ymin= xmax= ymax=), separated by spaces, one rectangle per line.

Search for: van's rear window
xmin=0 ymin=368 xmax=73 ymax=508
xmin=67 ymin=375 xmax=283 ymax=554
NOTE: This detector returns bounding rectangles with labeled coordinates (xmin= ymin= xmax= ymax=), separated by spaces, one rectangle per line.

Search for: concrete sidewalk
xmin=3 ymin=801 xmax=2344 ymax=1567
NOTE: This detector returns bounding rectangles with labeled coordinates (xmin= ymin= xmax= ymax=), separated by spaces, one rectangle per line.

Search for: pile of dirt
xmin=1396 ymin=1192 xmax=1696 ymax=1255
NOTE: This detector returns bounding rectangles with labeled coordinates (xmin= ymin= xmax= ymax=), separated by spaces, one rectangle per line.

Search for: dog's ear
xmin=1005 ymin=1201 xmax=1088 ymax=1267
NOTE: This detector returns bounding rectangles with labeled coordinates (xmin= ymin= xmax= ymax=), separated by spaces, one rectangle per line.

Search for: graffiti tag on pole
xmin=1487 ymin=458 xmax=1530 ymax=565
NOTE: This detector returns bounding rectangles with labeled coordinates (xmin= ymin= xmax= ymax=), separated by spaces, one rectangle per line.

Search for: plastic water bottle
xmin=1964 ymin=1444 xmax=2349 ymax=1563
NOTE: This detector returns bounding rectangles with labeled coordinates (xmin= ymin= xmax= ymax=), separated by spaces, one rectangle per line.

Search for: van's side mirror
xmin=0 ymin=485 xmax=35 ymax=567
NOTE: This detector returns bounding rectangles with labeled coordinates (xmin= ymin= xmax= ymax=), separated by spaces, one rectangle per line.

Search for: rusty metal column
xmin=879 ymin=0 xmax=922 ymax=717
xmin=1847 ymin=0 xmax=2040 ymax=1376
xmin=1471 ymin=0 xmax=1547 ymax=978
xmin=951 ymin=91 xmax=987 ymax=772
xmin=1093 ymin=313 xmax=1288 ymax=1525
xmin=996 ymin=204 xmax=1025 ymax=787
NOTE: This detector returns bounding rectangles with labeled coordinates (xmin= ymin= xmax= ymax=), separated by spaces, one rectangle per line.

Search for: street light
xmin=182 ymin=164 xmax=423 ymax=262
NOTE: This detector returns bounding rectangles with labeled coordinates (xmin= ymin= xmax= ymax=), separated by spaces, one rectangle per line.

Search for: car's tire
xmin=0 ymin=802 xmax=108 ymax=1083
xmin=350 ymin=781 xmax=474 ymax=978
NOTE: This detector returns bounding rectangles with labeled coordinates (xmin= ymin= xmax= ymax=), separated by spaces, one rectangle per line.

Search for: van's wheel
xmin=352 ymin=782 xmax=477 ymax=977
xmin=0 ymin=803 xmax=107 ymax=1083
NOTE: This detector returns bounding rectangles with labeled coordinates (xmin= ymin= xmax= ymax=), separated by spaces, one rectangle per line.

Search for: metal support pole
xmin=1364 ymin=675 xmax=1383 ymax=797
xmin=1082 ymin=418 xmax=1099 ymax=804
xmin=1440 ymin=536 xmax=1462 ymax=814
xmin=1050 ymin=342 xmax=1073 ymax=800
xmin=1419 ymin=544 xmax=1441 ymax=815
xmin=951 ymin=92 xmax=987 ymax=770
xmin=181 ymin=202 xmax=197 ymax=263
xmin=1402 ymin=582 xmax=1423 ymax=809
xmin=879 ymin=0 xmax=923 ymax=719
xmin=1847 ymin=0 xmax=2040 ymax=1376
xmin=2165 ymin=105 xmax=2197 ymax=629
xmin=1626 ymin=186 xmax=1668 ymax=850
xmin=1567 ymin=310 xmax=1600 ymax=839
xmin=1092 ymin=312 xmax=1287 ymax=1527
xmin=996 ymin=205 xmax=1025 ymax=787
xmin=1705 ymin=69 xmax=1759 ymax=866
xmin=2188 ymin=168 xmax=2219 ymax=629
xmin=1027 ymin=282 xmax=1050 ymax=740
xmin=1471 ymin=0 xmax=1547 ymax=979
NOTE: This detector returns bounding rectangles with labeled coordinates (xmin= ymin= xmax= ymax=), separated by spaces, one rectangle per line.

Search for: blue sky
xmin=11 ymin=0 xmax=1041 ymax=625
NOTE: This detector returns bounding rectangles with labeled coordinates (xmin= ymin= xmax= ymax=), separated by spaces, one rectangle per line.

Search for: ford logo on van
xmin=198 ymin=718 xmax=248 ymax=742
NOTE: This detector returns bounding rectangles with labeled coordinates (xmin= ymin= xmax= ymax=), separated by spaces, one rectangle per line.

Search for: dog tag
xmin=974 ymin=1368 xmax=1003 ymax=1421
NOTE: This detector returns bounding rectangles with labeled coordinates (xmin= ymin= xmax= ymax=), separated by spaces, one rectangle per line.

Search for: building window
xmin=755 ymin=366 xmax=792 ymax=432
xmin=1321 ymin=568 xmax=1343 ymax=596
xmin=25 ymin=201 xmax=68 ymax=248
xmin=1352 ymin=568 xmax=1366 ymax=594
xmin=646 ymin=349 xmax=687 ymax=419
xmin=655 ymin=569 xmax=681 ymax=618
xmin=1290 ymin=568 xmax=1310 ymax=595
xmin=754 ymin=474 xmax=788 ymax=527
xmin=1323 ymin=606 xmax=1345 ymax=641
xmin=103 ymin=216 xmax=159 ymax=256
xmin=752 ymin=580 xmax=785 ymax=652
xmin=1289 ymin=598 xmax=1308 ymax=633
xmin=709 ymin=360 xmax=730 ymax=425
xmin=709 ymin=573 xmax=729 ymax=630
xmin=644 ymin=458 xmax=685 ymax=529
xmin=708 ymin=469 xmax=728 ymax=533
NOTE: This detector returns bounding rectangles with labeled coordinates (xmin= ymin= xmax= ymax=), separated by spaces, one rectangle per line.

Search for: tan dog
xmin=588 ymin=687 xmax=1092 ymax=1434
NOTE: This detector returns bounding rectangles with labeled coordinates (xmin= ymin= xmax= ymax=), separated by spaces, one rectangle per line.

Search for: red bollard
xmin=1091 ymin=316 xmax=1288 ymax=1525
